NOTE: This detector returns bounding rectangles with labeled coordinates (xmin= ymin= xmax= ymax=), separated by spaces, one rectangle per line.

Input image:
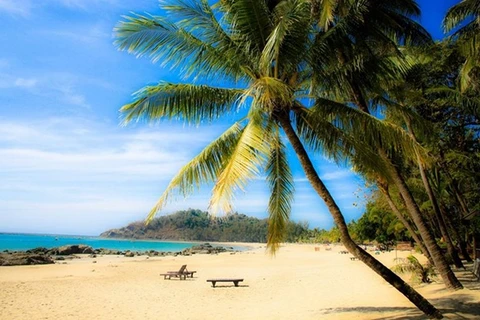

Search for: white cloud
xmin=0 ymin=0 xmax=124 ymax=17
xmin=0 ymin=117 xmax=229 ymax=234
xmin=14 ymin=77 xmax=37 ymax=88
xmin=322 ymin=169 xmax=352 ymax=181
xmin=0 ymin=117 xmax=366 ymax=234
xmin=0 ymin=72 xmax=91 ymax=108
xmin=0 ymin=0 xmax=33 ymax=17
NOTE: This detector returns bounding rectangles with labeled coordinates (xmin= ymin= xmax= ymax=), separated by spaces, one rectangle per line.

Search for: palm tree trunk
xmin=441 ymin=203 xmax=473 ymax=263
xmin=376 ymin=181 xmax=434 ymax=265
xmin=417 ymin=161 xmax=464 ymax=268
xmin=277 ymin=112 xmax=443 ymax=319
xmin=405 ymin=121 xmax=464 ymax=269
xmin=350 ymin=88 xmax=462 ymax=290
xmin=383 ymin=152 xmax=463 ymax=290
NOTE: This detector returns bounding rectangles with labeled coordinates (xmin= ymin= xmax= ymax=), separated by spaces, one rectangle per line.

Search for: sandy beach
xmin=0 ymin=243 xmax=478 ymax=320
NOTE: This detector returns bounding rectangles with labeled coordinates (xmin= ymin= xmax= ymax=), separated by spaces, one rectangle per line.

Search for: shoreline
xmin=0 ymin=231 xmax=260 ymax=253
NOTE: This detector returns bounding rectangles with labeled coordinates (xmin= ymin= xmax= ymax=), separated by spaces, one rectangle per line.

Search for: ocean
xmin=0 ymin=233 xmax=233 ymax=252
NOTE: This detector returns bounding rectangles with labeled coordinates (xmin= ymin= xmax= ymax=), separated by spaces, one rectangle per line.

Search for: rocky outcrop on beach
xmin=181 ymin=243 xmax=234 ymax=255
xmin=0 ymin=252 xmax=54 ymax=266
xmin=1 ymin=243 xmax=237 ymax=266
xmin=52 ymin=245 xmax=95 ymax=255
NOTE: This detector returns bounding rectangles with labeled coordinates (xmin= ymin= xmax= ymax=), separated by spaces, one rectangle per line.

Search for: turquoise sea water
xmin=0 ymin=233 xmax=215 ymax=252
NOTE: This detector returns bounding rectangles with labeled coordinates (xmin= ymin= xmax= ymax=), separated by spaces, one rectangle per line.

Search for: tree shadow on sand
xmin=316 ymin=306 xmax=423 ymax=319
xmin=315 ymin=263 xmax=479 ymax=320
xmin=316 ymin=295 xmax=479 ymax=320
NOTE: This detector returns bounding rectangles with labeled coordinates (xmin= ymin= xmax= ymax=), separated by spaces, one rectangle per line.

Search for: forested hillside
xmin=100 ymin=209 xmax=309 ymax=243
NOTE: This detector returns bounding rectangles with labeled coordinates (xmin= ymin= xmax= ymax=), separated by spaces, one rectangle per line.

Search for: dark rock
xmin=52 ymin=245 xmax=95 ymax=255
xmin=0 ymin=253 xmax=54 ymax=266
xmin=26 ymin=247 xmax=49 ymax=254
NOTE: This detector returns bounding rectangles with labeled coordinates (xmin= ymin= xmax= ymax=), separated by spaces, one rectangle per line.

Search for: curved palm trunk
xmin=418 ymin=161 xmax=464 ymax=268
xmin=277 ymin=113 xmax=443 ymax=319
xmin=405 ymin=122 xmax=464 ymax=269
xmin=377 ymin=181 xmax=434 ymax=265
xmin=350 ymin=88 xmax=462 ymax=290
xmin=442 ymin=206 xmax=473 ymax=263
xmin=384 ymin=154 xmax=463 ymax=290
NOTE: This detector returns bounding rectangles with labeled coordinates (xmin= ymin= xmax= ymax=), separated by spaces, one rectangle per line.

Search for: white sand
xmin=0 ymin=243 xmax=478 ymax=320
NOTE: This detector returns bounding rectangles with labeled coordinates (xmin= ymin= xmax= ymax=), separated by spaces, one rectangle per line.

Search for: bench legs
xmin=208 ymin=280 xmax=242 ymax=287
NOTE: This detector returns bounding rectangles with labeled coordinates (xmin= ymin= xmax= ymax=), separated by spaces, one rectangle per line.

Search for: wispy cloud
xmin=0 ymin=0 xmax=33 ymax=17
xmin=35 ymin=24 xmax=111 ymax=45
xmin=0 ymin=0 xmax=124 ymax=17
xmin=14 ymin=77 xmax=37 ymax=88
xmin=0 ymin=71 xmax=90 ymax=108
xmin=0 ymin=117 xmax=364 ymax=234
xmin=0 ymin=117 xmax=229 ymax=234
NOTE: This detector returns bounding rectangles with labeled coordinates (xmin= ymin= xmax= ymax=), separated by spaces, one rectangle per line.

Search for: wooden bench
xmin=206 ymin=279 xmax=244 ymax=287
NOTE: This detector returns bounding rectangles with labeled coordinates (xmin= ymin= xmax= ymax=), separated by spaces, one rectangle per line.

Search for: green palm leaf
xmin=444 ymin=0 xmax=480 ymax=33
xmin=210 ymin=110 xmax=271 ymax=213
xmin=120 ymin=83 xmax=244 ymax=125
xmin=260 ymin=0 xmax=312 ymax=76
xmin=145 ymin=122 xmax=245 ymax=223
xmin=266 ymin=127 xmax=294 ymax=253
xmin=114 ymin=13 xmax=246 ymax=80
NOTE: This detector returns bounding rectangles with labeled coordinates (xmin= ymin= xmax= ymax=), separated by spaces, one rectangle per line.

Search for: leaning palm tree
xmin=444 ymin=0 xmax=480 ymax=91
xmin=115 ymin=0 xmax=442 ymax=317
xmin=310 ymin=2 xmax=464 ymax=290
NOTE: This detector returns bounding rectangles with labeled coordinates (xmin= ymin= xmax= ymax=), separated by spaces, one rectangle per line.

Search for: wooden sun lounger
xmin=160 ymin=264 xmax=196 ymax=280
xmin=167 ymin=270 xmax=197 ymax=278
xmin=206 ymin=278 xmax=244 ymax=287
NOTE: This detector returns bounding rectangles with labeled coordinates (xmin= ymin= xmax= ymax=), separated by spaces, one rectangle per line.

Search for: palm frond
xmin=114 ymin=13 xmax=246 ymax=81
xmin=443 ymin=0 xmax=480 ymax=32
xmin=145 ymin=122 xmax=245 ymax=223
xmin=220 ymin=0 xmax=272 ymax=58
xmin=120 ymin=83 xmax=244 ymax=125
xmin=427 ymin=86 xmax=480 ymax=119
xmin=260 ymin=0 xmax=312 ymax=76
xmin=162 ymin=0 xmax=257 ymax=79
xmin=209 ymin=109 xmax=270 ymax=214
xmin=317 ymin=0 xmax=338 ymax=30
xmin=266 ymin=126 xmax=294 ymax=253
xmin=311 ymin=98 xmax=426 ymax=162
xmin=392 ymin=255 xmax=436 ymax=283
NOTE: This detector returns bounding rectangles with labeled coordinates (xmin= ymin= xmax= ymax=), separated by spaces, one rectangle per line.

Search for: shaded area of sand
xmin=0 ymin=244 xmax=478 ymax=319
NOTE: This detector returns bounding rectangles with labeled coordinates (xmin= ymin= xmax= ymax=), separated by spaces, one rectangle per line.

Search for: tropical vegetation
xmin=101 ymin=209 xmax=309 ymax=243
xmin=114 ymin=0 xmax=480 ymax=318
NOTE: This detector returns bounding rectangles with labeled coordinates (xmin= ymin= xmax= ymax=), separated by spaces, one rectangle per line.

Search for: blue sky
xmin=0 ymin=0 xmax=457 ymax=236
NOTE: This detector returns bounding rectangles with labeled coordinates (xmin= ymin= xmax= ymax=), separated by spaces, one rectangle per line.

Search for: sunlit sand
xmin=0 ymin=243 xmax=478 ymax=319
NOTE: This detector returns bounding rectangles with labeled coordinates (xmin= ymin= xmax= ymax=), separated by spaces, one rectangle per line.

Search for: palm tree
xmin=115 ymin=0 xmax=442 ymax=317
xmin=444 ymin=0 xmax=480 ymax=91
xmin=310 ymin=2 xmax=464 ymax=290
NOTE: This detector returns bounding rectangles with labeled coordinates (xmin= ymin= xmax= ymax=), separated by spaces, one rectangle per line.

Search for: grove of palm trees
xmin=115 ymin=0 xmax=479 ymax=318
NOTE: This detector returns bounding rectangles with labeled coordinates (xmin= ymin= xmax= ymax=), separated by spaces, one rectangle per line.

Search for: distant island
xmin=101 ymin=209 xmax=308 ymax=243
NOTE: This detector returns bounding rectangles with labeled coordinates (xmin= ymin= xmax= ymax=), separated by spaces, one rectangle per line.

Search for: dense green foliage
xmin=101 ymin=209 xmax=309 ymax=243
